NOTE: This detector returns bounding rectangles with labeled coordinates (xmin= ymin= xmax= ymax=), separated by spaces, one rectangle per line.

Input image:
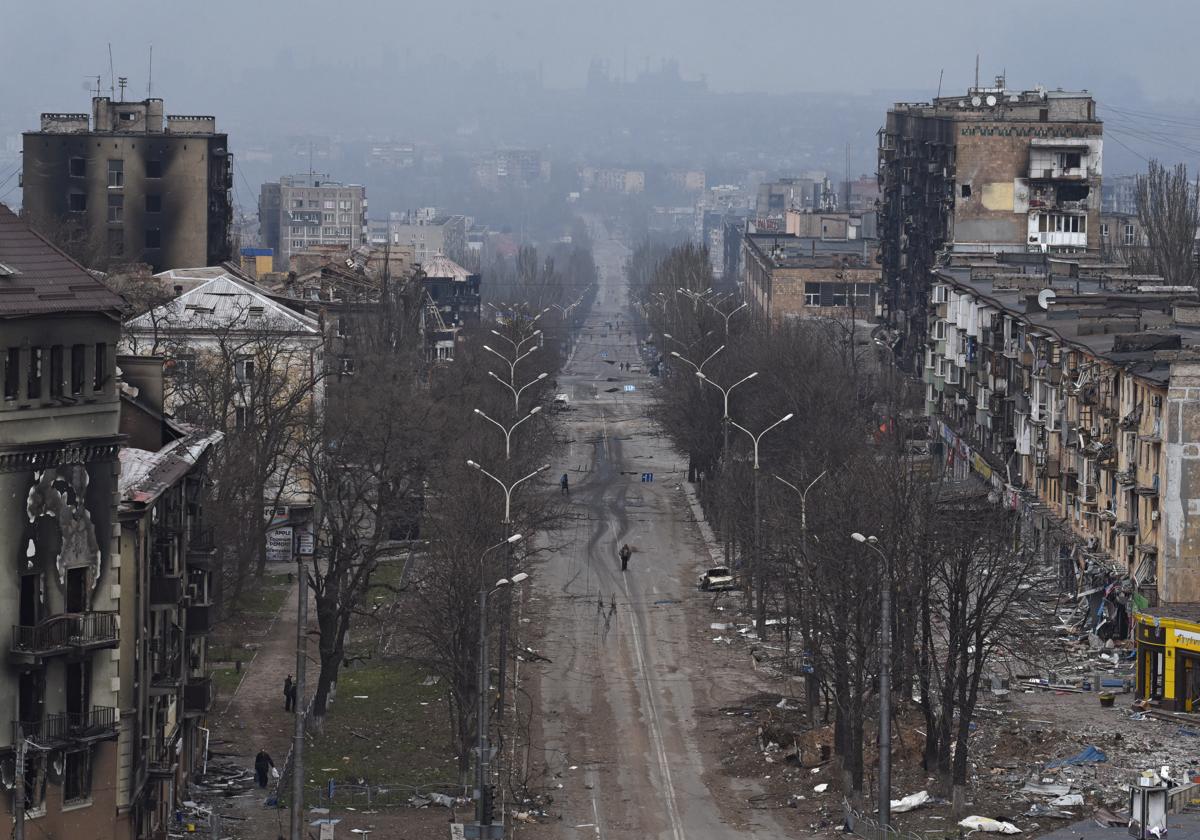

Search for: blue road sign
xmin=623 ymin=384 xmax=636 ymax=392
xmin=641 ymin=473 xmax=653 ymax=482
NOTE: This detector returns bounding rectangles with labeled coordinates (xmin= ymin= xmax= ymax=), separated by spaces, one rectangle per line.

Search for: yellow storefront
xmin=1135 ymin=614 xmax=1200 ymax=711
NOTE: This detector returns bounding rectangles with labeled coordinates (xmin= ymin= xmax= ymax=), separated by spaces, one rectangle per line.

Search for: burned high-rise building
xmin=877 ymin=80 xmax=1102 ymax=370
xmin=21 ymin=97 xmax=232 ymax=272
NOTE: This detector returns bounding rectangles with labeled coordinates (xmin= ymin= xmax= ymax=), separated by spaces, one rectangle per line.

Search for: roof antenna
xmin=974 ymin=54 xmax=980 ymax=92
xmin=108 ymin=43 xmax=116 ymax=99
xmin=147 ymin=45 xmax=153 ymax=98
xmin=936 ymin=68 xmax=943 ymax=98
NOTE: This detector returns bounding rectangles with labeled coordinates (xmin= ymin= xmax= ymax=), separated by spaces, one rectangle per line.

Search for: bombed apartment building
xmin=0 ymin=204 xmax=128 ymax=835
xmin=924 ymin=253 xmax=1200 ymax=615
xmin=741 ymin=224 xmax=880 ymax=324
xmin=878 ymin=79 xmax=1103 ymax=373
xmin=21 ymin=97 xmax=232 ymax=273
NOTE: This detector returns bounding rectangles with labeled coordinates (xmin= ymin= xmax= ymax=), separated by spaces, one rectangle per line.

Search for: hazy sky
xmin=4 ymin=0 xmax=1195 ymax=108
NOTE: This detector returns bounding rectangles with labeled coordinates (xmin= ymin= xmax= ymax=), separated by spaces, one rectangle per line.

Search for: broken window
xmin=960 ymin=184 xmax=972 ymax=199
xmin=107 ymin=159 xmax=123 ymax=188
xmin=144 ymin=228 xmax=161 ymax=249
xmin=234 ymin=405 xmax=249 ymax=430
xmin=27 ymin=347 xmax=42 ymax=400
xmin=145 ymin=159 xmax=163 ymax=179
xmin=107 ymin=194 xmax=123 ymax=224
xmin=236 ymin=356 xmax=254 ymax=383
xmin=63 ymin=748 xmax=92 ymax=804
xmin=68 ymin=157 xmax=86 ymax=178
xmin=4 ymin=348 xmax=19 ymax=400
xmin=93 ymin=342 xmax=107 ymax=392
xmin=145 ymin=194 xmax=162 ymax=213
xmin=22 ymin=754 xmax=46 ymax=816
xmin=49 ymin=346 xmax=63 ymax=398
xmin=68 ymin=192 xmax=86 ymax=213
xmin=70 ymin=345 xmax=85 ymax=395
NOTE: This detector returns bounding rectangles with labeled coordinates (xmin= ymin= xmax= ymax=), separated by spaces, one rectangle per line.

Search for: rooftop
xmin=936 ymin=258 xmax=1200 ymax=385
xmin=419 ymin=254 xmax=474 ymax=282
xmin=0 ymin=204 xmax=127 ymax=318
xmin=126 ymin=269 xmax=320 ymax=335
xmin=745 ymin=233 xmax=876 ymax=270
xmin=119 ymin=429 xmax=222 ymax=510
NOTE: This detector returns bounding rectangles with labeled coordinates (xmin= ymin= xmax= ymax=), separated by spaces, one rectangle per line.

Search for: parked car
xmin=552 ymin=393 xmax=570 ymax=411
xmin=698 ymin=566 xmax=737 ymax=591
xmin=630 ymin=364 xmax=643 ymax=373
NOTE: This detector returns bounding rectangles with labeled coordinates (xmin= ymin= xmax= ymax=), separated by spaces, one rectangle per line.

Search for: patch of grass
xmin=210 ymin=666 xmax=245 ymax=701
xmin=303 ymin=659 xmax=454 ymax=801
xmin=229 ymin=572 xmax=293 ymax=616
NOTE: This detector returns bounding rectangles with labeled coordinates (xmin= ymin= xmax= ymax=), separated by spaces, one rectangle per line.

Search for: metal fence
xmin=842 ymin=798 xmax=942 ymax=840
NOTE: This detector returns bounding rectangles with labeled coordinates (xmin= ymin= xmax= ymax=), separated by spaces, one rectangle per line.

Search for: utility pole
xmin=290 ymin=557 xmax=308 ymax=840
xmin=15 ymin=724 xmax=25 ymax=840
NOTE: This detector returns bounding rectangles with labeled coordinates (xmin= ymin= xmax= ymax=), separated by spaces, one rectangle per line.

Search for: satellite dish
xmin=986 ymin=94 xmax=998 ymax=107
xmin=1008 ymin=94 xmax=1020 ymax=103
xmin=971 ymin=95 xmax=983 ymax=107
xmin=958 ymin=99 xmax=967 ymax=108
xmin=1038 ymin=289 xmax=1056 ymax=310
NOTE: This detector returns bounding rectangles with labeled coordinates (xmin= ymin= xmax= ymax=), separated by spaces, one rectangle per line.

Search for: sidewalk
xmin=209 ymin=573 xmax=307 ymax=836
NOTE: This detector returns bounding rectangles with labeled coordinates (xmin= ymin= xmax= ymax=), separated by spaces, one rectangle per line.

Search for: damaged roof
xmin=0 ymin=203 xmax=126 ymax=317
xmin=125 ymin=270 xmax=321 ymax=335
xmin=420 ymin=254 xmax=474 ymax=282
xmin=119 ymin=429 xmax=223 ymax=511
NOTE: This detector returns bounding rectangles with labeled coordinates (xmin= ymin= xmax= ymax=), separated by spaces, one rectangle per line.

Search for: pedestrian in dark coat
xmin=283 ymin=675 xmax=294 ymax=711
xmin=254 ymin=749 xmax=274 ymax=788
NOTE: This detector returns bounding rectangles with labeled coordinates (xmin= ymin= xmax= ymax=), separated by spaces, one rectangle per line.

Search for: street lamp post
xmin=729 ymin=413 xmax=794 ymax=638
xmin=473 ymin=407 xmax=542 ymax=460
xmin=487 ymin=371 xmax=548 ymax=414
xmin=851 ymin=531 xmax=891 ymax=839
xmin=483 ymin=339 xmax=539 ymax=384
xmin=469 ymin=536 xmax=527 ymax=840
xmin=696 ymin=371 xmax=759 ymax=565
xmin=669 ymin=344 xmax=725 ymax=375
xmin=466 ymin=461 xmax=548 ymax=735
xmin=775 ymin=471 xmax=827 ymax=726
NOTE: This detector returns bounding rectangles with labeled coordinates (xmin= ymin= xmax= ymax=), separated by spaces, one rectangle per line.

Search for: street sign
xmin=641 ymin=473 xmax=653 ymax=482
xmin=600 ymin=351 xmax=608 ymax=358
xmin=623 ymin=384 xmax=636 ymax=392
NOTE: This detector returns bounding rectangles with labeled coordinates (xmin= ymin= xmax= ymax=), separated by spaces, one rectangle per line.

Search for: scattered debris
xmin=1044 ymin=745 xmax=1106 ymax=768
xmin=890 ymin=790 xmax=931 ymax=813
xmin=959 ymin=816 xmax=1022 ymax=834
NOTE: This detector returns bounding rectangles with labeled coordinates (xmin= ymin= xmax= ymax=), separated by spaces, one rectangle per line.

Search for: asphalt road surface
xmin=522 ymin=231 xmax=790 ymax=839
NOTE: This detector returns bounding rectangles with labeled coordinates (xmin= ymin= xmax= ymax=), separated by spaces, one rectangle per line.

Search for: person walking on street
xmin=619 ymin=543 xmax=632 ymax=571
xmin=283 ymin=675 xmax=294 ymax=711
xmin=254 ymin=749 xmax=275 ymax=788
xmin=561 ymin=473 xmax=570 ymax=495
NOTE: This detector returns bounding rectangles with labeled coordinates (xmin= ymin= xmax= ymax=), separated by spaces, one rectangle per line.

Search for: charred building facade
xmin=878 ymin=81 xmax=1102 ymax=373
xmin=22 ymin=97 xmax=232 ymax=272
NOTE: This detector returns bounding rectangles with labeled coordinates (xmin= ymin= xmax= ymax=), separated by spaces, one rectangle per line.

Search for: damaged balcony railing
xmin=11 ymin=612 xmax=119 ymax=658
xmin=14 ymin=706 xmax=119 ymax=750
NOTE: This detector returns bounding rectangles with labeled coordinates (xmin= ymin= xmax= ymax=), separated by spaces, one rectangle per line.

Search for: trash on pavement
xmin=890 ymin=790 xmax=931 ymax=813
xmin=814 ymin=783 xmax=828 ymax=793
xmin=959 ymin=816 xmax=1022 ymax=834
xmin=1025 ymin=804 xmax=1074 ymax=819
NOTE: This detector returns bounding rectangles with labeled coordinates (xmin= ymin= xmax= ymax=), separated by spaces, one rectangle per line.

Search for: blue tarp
xmin=1044 ymin=746 xmax=1107 ymax=769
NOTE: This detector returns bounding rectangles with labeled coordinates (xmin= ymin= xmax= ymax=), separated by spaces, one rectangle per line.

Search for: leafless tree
xmin=1136 ymin=160 xmax=1200 ymax=287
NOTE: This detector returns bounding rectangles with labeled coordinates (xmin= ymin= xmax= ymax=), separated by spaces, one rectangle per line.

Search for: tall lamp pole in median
xmin=729 ymin=413 xmax=794 ymax=639
xmin=851 ymin=531 xmax=891 ymax=839
xmin=473 ymin=407 xmax=542 ymax=461
xmin=469 ymin=534 xmax=528 ymax=840
xmin=466 ymin=460 xmax=548 ymax=729
xmin=696 ymin=370 xmax=759 ymax=565
xmin=774 ymin=470 xmax=827 ymax=726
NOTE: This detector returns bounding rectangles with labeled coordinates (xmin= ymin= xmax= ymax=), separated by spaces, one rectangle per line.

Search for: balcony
xmin=10 ymin=612 xmax=118 ymax=661
xmin=149 ymin=573 xmax=184 ymax=607
xmin=146 ymin=734 xmax=178 ymax=779
xmin=183 ymin=676 xmax=214 ymax=716
xmin=151 ymin=657 xmax=183 ymax=696
xmin=185 ymin=602 xmax=212 ymax=637
xmin=187 ymin=533 xmax=217 ymax=570
xmin=15 ymin=706 xmax=119 ymax=750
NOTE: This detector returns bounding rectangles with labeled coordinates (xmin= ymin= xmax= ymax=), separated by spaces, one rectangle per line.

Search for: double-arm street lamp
xmin=487 ymin=370 xmax=548 ymax=414
xmin=729 ymin=413 xmax=794 ymax=638
xmin=469 ymin=533 xmax=528 ymax=840
xmin=466 ymin=461 xmax=549 ymax=527
xmin=775 ymin=470 xmax=827 ymax=725
xmin=473 ymin=407 xmax=542 ymax=461
xmin=669 ymin=344 xmax=725 ymax=375
xmin=697 ymin=370 xmax=759 ymax=565
xmin=851 ymin=531 xmax=891 ymax=839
